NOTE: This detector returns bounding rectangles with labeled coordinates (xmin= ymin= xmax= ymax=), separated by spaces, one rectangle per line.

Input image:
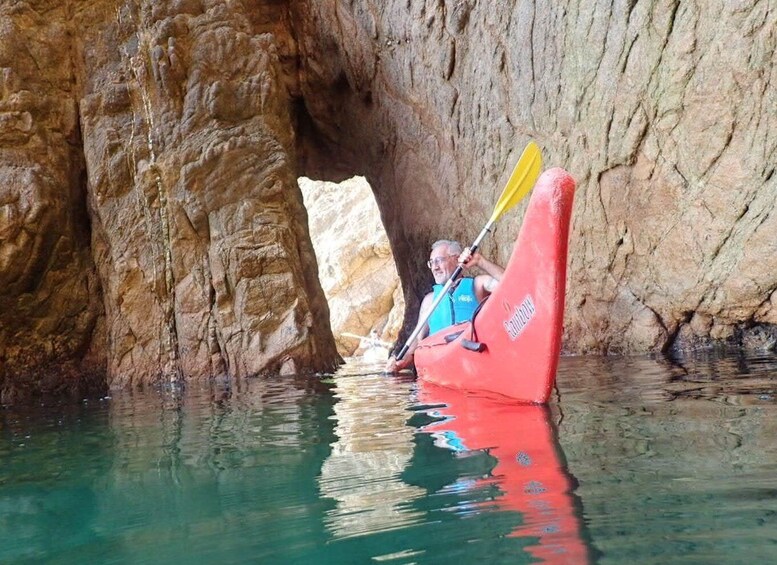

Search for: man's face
xmin=428 ymin=245 xmax=458 ymax=284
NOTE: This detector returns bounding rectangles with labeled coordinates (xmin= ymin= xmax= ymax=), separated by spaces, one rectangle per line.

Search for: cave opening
xmin=298 ymin=175 xmax=404 ymax=359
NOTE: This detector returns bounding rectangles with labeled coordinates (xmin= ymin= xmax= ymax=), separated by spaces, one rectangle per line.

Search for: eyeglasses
xmin=427 ymin=256 xmax=456 ymax=269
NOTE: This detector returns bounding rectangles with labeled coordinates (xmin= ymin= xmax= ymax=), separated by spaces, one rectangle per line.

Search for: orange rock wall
xmin=0 ymin=0 xmax=339 ymax=401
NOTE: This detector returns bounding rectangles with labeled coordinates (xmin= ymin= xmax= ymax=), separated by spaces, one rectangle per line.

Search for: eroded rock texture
xmin=1 ymin=0 xmax=339 ymax=400
xmin=76 ymin=0 xmax=340 ymax=386
xmin=293 ymin=0 xmax=777 ymax=354
xmin=0 ymin=3 xmax=104 ymax=402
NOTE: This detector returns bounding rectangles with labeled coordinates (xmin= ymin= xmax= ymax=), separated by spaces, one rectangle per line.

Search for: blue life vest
xmin=428 ymin=278 xmax=479 ymax=334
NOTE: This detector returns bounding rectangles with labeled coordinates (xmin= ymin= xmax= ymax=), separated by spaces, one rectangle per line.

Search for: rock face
xmin=0 ymin=2 xmax=105 ymax=401
xmin=293 ymin=0 xmax=777 ymax=354
xmin=300 ymin=176 xmax=403 ymax=355
xmin=0 ymin=0 xmax=339 ymax=401
xmin=76 ymin=2 xmax=338 ymax=386
xmin=1 ymin=1 xmax=775 ymax=401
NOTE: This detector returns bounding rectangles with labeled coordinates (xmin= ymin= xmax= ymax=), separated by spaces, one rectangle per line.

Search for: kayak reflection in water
xmin=417 ymin=382 xmax=591 ymax=564
xmin=385 ymin=239 xmax=504 ymax=372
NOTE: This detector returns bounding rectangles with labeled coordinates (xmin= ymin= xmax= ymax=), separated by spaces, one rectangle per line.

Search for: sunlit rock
xmin=300 ymin=176 xmax=403 ymax=356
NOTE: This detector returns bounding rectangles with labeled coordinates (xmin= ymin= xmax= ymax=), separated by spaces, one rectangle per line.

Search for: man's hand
xmin=385 ymin=354 xmax=413 ymax=373
xmin=458 ymin=247 xmax=480 ymax=268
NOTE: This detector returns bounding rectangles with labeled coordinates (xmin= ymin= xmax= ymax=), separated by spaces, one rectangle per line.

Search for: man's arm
xmin=385 ymin=293 xmax=433 ymax=372
xmin=459 ymin=249 xmax=505 ymax=302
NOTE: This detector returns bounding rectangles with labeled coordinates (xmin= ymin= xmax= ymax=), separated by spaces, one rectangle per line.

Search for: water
xmin=1 ymin=353 xmax=776 ymax=564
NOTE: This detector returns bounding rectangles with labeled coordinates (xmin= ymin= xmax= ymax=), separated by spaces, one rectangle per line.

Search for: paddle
xmin=395 ymin=141 xmax=542 ymax=361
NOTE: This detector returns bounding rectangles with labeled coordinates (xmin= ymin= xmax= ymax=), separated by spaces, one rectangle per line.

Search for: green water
xmin=1 ymin=353 xmax=776 ymax=564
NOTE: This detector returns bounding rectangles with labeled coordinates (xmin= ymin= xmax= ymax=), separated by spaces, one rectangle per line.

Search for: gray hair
xmin=431 ymin=239 xmax=462 ymax=254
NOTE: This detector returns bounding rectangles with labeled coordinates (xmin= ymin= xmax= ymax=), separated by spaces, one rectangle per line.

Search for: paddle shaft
xmin=395 ymin=223 xmax=492 ymax=361
xmin=392 ymin=140 xmax=542 ymax=364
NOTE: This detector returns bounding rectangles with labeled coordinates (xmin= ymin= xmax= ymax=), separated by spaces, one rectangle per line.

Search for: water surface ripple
xmin=1 ymin=352 xmax=776 ymax=563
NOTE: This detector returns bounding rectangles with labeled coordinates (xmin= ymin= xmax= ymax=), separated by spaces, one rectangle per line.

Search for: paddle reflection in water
xmin=416 ymin=381 xmax=590 ymax=564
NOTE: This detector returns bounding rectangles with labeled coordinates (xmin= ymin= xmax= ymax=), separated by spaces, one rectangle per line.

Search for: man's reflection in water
xmin=318 ymin=373 xmax=425 ymax=539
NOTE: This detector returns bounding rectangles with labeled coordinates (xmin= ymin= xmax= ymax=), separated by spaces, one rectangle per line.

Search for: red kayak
xmin=417 ymin=382 xmax=589 ymax=562
xmin=414 ymin=168 xmax=576 ymax=403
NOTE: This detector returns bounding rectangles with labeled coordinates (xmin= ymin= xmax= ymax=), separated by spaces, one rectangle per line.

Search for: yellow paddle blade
xmin=488 ymin=141 xmax=542 ymax=224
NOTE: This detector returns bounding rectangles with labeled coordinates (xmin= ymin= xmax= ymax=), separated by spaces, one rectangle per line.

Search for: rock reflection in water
xmin=99 ymin=377 xmax=335 ymax=562
xmin=318 ymin=371 xmax=424 ymax=539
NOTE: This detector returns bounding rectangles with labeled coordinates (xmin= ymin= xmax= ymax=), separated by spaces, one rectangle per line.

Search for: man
xmin=385 ymin=239 xmax=504 ymax=372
